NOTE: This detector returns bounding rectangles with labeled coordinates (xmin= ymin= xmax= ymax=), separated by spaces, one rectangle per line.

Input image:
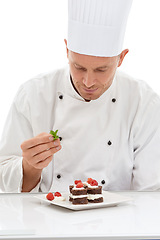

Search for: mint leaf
xmin=50 ymin=130 xmax=54 ymax=135
xmin=49 ymin=130 xmax=59 ymax=140
xmin=54 ymin=130 xmax=58 ymax=135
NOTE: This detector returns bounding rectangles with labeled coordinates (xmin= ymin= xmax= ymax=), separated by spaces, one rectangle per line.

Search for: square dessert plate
xmin=35 ymin=191 xmax=132 ymax=211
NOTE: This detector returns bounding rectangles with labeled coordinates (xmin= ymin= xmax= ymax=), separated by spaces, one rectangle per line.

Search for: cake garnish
xmin=46 ymin=192 xmax=54 ymax=201
xmin=87 ymin=178 xmax=98 ymax=186
xmin=49 ymin=130 xmax=59 ymax=140
xmin=46 ymin=192 xmax=65 ymax=201
xmin=87 ymin=178 xmax=93 ymax=184
xmin=54 ymin=192 xmax=62 ymax=197
xmin=90 ymin=179 xmax=98 ymax=186
xmin=76 ymin=182 xmax=84 ymax=188
xmin=74 ymin=180 xmax=82 ymax=185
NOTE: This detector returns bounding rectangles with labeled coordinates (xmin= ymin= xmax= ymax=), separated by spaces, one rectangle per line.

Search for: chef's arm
xmin=0 ymin=95 xmax=34 ymax=192
xmin=0 ymin=85 xmax=62 ymax=192
xmin=21 ymin=133 xmax=61 ymax=192
xmin=131 ymin=94 xmax=160 ymax=190
xmin=22 ymin=160 xmax=42 ymax=192
xmin=132 ymin=126 xmax=160 ymax=190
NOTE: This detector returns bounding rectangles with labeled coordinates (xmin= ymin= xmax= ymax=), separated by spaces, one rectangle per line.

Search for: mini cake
xmin=84 ymin=178 xmax=103 ymax=203
xmin=69 ymin=178 xmax=103 ymax=204
xmin=69 ymin=180 xmax=88 ymax=205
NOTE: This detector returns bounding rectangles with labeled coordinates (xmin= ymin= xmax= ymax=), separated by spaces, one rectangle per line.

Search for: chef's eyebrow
xmin=74 ymin=62 xmax=108 ymax=70
xmin=74 ymin=63 xmax=84 ymax=68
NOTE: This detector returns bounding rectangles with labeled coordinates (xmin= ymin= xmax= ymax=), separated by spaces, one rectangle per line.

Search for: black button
xmin=112 ymin=98 xmax=116 ymax=103
xmin=59 ymin=137 xmax=62 ymax=141
xmin=101 ymin=180 xmax=105 ymax=184
xmin=59 ymin=95 xmax=63 ymax=100
xmin=108 ymin=141 xmax=112 ymax=146
xmin=57 ymin=174 xmax=61 ymax=179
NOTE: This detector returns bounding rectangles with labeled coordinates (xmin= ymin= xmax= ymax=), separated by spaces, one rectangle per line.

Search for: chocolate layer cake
xmin=85 ymin=180 xmax=104 ymax=203
xmin=87 ymin=186 xmax=103 ymax=203
xmin=69 ymin=183 xmax=88 ymax=205
xmin=69 ymin=178 xmax=104 ymax=204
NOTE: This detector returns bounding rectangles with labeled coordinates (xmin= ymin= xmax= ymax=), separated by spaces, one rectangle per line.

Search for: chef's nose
xmin=83 ymin=72 xmax=96 ymax=88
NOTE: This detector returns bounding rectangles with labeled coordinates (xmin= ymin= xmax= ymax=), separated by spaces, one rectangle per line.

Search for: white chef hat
xmin=67 ymin=0 xmax=133 ymax=57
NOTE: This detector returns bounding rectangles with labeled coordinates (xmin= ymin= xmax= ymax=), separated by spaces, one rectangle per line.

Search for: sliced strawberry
xmin=90 ymin=179 xmax=98 ymax=186
xmin=46 ymin=192 xmax=54 ymax=201
xmin=54 ymin=192 xmax=62 ymax=197
xmin=76 ymin=182 xmax=84 ymax=188
xmin=74 ymin=180 xmax=82 ymax=185
xmin=87 ymin=178 xmax=93 ymax=184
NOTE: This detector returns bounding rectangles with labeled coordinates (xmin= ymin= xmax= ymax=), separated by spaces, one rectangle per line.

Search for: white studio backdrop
xmin=0 ymin=0 xmax=160 ymax=136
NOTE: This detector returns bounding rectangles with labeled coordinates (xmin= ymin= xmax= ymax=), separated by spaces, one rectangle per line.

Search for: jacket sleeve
xmin=131 ymin=86 xmax=160 ymax=190
xmin=0 ymin=86 xmax=41 ymax=193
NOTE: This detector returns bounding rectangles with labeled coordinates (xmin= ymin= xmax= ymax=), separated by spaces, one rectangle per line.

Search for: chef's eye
xmin=95 ymin=69 xmax=106 ymax=73
xmin=75 ymin=66 xmax=86 ymax=71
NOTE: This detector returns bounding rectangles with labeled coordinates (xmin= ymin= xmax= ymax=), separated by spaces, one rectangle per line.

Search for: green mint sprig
xmin=50 ymin=130 xmax=59 ymax=140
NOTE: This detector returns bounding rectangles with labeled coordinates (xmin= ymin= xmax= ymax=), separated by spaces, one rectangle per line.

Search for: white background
xmin=0 ymin=0 xmax=160 ymax=136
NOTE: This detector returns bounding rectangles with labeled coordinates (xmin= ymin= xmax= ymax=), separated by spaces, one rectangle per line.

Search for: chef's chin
xmin=81 ymin=92 xmax=101 ymax=101
xmin=77 ymin=87 xmax=104 ymax=101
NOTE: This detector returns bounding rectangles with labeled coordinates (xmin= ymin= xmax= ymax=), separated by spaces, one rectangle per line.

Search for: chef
xmin=0 ymin=0 xmax=160 ymax=193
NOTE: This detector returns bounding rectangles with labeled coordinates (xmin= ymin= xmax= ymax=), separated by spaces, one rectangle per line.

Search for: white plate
xmin=35 ymin=191 xmax=132 ymax=211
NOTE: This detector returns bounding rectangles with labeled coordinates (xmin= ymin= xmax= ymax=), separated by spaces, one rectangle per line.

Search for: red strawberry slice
xmin=87 ymin=178 xmax=93 ymax=184
xmin=74 ymin=180 xmax=82 ymax=185
xmin=46 ymin=192 xmax=54 ymax=201
xmin=54 ymin=192 xmax=62 ymax=197
xmin=76 ymin=182 xmax=84 ymax=188
xmin=90 ymin=179 xmax=98 ymax=186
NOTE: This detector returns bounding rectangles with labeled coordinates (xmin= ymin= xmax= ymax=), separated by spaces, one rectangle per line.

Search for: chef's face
xmin=65 ymin=40 xmax=128 ymax=101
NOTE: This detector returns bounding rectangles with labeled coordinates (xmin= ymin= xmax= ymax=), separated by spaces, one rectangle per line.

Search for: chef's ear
xmin=117 ymin=49 xmax=129 ymax=67
xmin=64 ymin=39 xmax=69 ymax=58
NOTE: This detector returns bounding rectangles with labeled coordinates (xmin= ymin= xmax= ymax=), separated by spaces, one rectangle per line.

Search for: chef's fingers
xmin=34 ymin=155 xmax=55 ymax=169
xmin=30 ymin=139 xmax=60 ymax=157
xmin=22 ymin=139 xmax=60 ymax=159
xmin=23 ymin=144 xmax=62 ymax=169
xmin=21 ymin=132 xmax=54 ymax=150
xmin=32 ymin=145 xmax=62 ymax=164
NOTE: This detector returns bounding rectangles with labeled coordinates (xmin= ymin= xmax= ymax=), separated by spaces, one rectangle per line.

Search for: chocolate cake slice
xmin=87 ymin=186 xmax=103 ymax=203
xmin=69 ymin=181 xmax=88 ymax=205
xmin=69 ymin=185 xmax=74 ymax=202
xmin=85 ymin=178 xmax=104 ymax=203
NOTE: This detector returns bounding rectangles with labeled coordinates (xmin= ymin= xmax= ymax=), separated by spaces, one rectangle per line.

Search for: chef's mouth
xmin=82 ymin=87 xmax=98 ymax=93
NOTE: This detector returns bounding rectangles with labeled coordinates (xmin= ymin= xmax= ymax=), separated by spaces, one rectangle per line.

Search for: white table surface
xmin=0 ymin=191 xmax=160 ymax=240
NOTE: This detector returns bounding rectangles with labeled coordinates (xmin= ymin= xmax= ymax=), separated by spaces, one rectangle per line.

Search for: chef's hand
xmin=21 ymin=132 xmax=62 ymax=192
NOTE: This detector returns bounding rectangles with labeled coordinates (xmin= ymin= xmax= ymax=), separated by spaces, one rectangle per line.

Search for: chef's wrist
xmin=22 ymin=158 xmax=42 ymax=192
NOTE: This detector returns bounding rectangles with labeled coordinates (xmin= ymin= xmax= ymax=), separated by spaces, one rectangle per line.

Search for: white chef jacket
xmin=0 ymin=66 xmax=160 ymax=193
